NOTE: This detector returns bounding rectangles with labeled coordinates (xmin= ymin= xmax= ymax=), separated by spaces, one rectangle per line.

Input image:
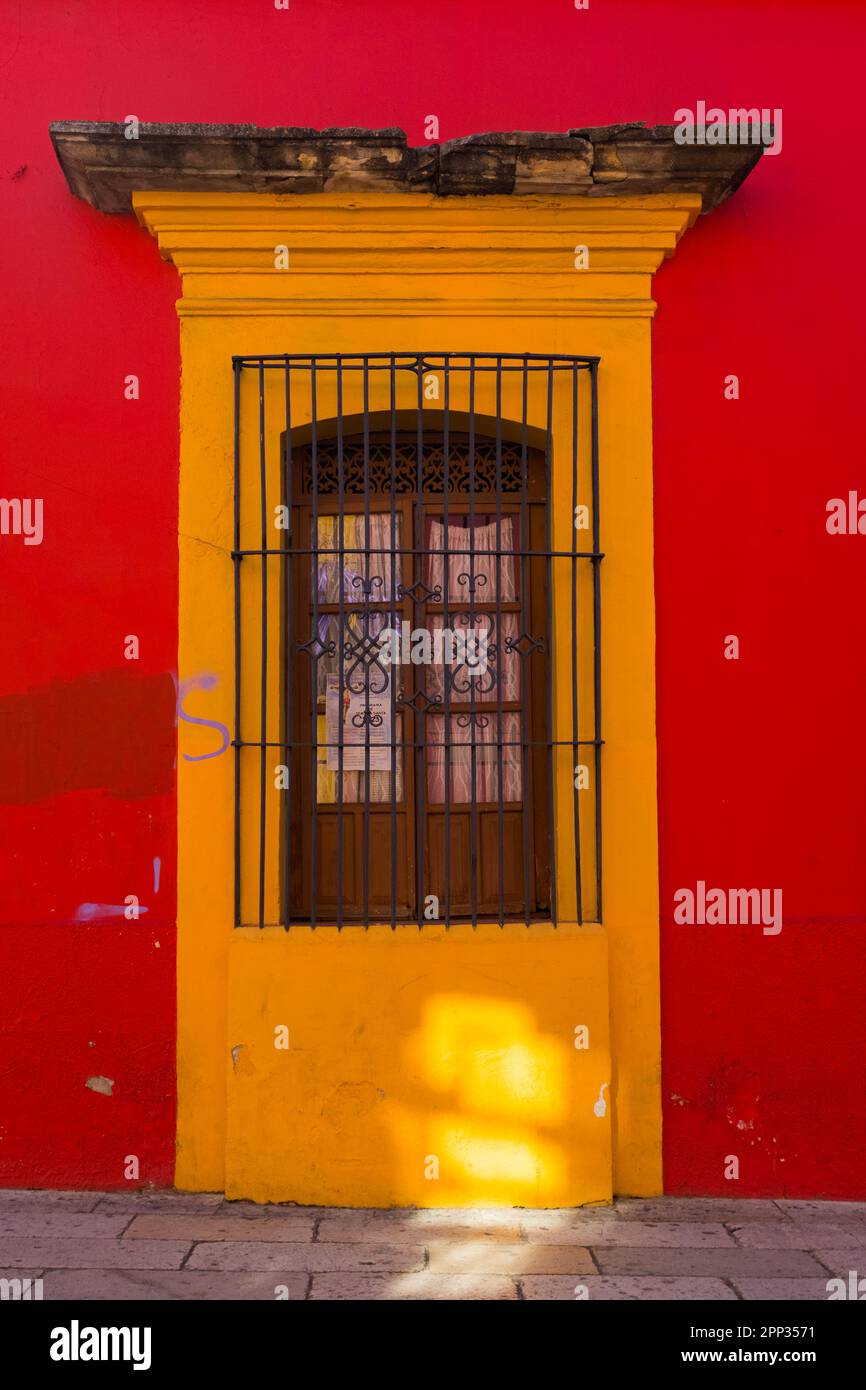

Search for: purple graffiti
xmin=74 ymin=902 xmax=148 ymax=921
xmin=177 ymin=673 xmax=230 ymax=761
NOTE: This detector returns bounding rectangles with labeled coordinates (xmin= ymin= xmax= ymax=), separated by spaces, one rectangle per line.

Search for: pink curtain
xmin=426 ymin=713 xmax=522 ymax=803
xmin=423 ymin=514 xmax=522 ymax=804
xmin=425 ymin=612 xmax=520 ymax=704
xmin=424 ymin=516 xmax=517 ymax=601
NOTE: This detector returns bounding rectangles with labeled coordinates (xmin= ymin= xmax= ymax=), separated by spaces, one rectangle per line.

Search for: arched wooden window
xmin=286 ymin=430 xmax=551 ymax=925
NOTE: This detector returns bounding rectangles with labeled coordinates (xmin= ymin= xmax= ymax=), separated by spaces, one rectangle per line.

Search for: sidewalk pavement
xmin=2 ymin=1191 xmax=865 ymax=1301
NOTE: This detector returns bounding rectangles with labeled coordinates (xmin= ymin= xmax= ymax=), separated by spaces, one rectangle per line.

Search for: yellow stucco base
xmin=227 ymin=925 xmax=610 ymax=1206
xmin=135 ymin=190 xmax=700 ymax=1205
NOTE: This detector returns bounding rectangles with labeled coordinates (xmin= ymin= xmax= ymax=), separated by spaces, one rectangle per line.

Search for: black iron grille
xmin=232 ymin=352 xmax=602 ymax=929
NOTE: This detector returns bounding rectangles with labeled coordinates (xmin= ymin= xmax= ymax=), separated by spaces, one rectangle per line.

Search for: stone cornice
xmin=50 ymin=121 xmax=762 ymax=215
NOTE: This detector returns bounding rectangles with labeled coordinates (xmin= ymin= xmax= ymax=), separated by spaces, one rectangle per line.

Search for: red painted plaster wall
xmin=0 ymin=0 xmax=863 ymax=1195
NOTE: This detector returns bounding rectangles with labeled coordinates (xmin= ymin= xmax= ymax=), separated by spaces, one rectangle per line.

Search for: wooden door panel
xmin=425 ymin=809 xmax=528 ymax=916
xmin=295 ymin=810 xmax=412 ymax=919
xmin=426 ymin=810 xmax=471 ymax=909
xmin=479 ymin=811 xmax=525 ymax=910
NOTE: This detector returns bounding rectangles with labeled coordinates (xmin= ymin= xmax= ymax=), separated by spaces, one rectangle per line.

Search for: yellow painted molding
xmin=176 ymin=298 xmax=658 ymax=319
xmin=134 ymin=190 xmax=698 ymax=322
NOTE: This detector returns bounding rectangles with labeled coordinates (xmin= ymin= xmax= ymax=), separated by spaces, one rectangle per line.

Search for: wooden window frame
xmin=284 ymin=431 xmax=551 ymax=926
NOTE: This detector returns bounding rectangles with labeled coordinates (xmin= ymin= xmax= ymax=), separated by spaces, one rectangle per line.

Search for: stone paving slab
xmin=520 ymin=1276 xmax=739 ymax=1300
xmin=310 ymin=1273 xmax=517 ymax=1300
xmin=317 ymin=1214 xmax=522 ymax=1243
xmin=0 ymin=1191 xmax=102 ymax=1212
xmin=426 ymin=1242 xmax=595 ymax=1275
xmin=522 ymin=1219 xmax=735 ymax=1247
xmin=0 ymin=1212 xmax=133 ymax=1239
xmin=124 ymin=1214 xmax=316 ymax=1242
xmin=519 ymin=1206 xmax=621 ymax=1229
xmin=95 ymin=1192 xmax=224 ymax=1214
xmin=0 ymin=1239 xmax=191 ymax=1270
xmin=729 ymin=1222 xmax=866 ymax=1249
xmin=732 ymin=1277 xmax=837 ymax=1301
xmin=593 ymin=1247 xmax=829 ymax=1278
xmin=811 ymin=1250 xmax=866 ymax=1277
xmin=776 ymin=1200 xmax=866 ymax=1222
xmin=187 ymin=1240 xmax=426 ymax=1273
xmin=614 ymin=1198 xmax=785 ymax=1223
xmin=217 ymin=1200 xmax=311 ymax=1219
xmin=313 ymin=1206 xmax=522 ymax=1227
xmin=40 ymin=1270 xmax=309 ymax=1300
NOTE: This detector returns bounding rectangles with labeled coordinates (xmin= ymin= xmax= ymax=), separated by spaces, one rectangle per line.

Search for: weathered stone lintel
xmin=49 ymin=122 xmax=763 ymax=215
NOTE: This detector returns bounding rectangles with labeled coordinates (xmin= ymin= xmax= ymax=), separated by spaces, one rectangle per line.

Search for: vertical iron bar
xmin=468 ymin=356 xmax=479 ymax=929
xmin=389 ymin=359 xmax=398 ymax=930
xmin=283 ymin=362 xmax=293 ymax=930
xmin=519 ymin=360 xmax=531 ymax=927
xmin=309 ymin=366 xmax=319 ymax=929
xmin=591 ymin=360 xmax=602 ymax=922
xmin=442 ymin=356 xmax=452 ymax=930
xmin=571 ymin=363 xmax=583 ymax=925
xmin=336 ymin=358 xmax=345 ymax=930
xmin=258 ymin=364 xmax=267 ymax=930
xmin=545 ymin=359 xmax=558 ymax=925
xmin=415 ymin=356 xmax=425 ymax=929
xmin=362 ymin=358 xmax=371 ymax=929
xmin=494 ymin=357 xmax=505 ymax=928
xmin=233 ymin=360 xmax=242 ymax=927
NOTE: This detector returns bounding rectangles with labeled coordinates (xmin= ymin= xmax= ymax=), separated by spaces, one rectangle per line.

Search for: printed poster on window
xmin=325 ymin=673 xmax=393 ymax=771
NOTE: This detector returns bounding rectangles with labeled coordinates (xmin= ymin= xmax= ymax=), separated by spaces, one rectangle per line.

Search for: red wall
xmin=1 ymin=0 xmax=863 ymax=1196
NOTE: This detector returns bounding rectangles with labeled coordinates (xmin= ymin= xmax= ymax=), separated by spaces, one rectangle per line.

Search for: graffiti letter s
xmin=177 ymin=673 xmax=230 ymax=761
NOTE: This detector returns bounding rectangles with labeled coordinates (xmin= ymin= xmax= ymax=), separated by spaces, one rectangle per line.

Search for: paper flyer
xmin=325 ymin=673 xmax=392 ymax=771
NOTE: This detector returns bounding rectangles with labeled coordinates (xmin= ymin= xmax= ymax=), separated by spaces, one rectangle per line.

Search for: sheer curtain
xmin=316 ymin=513 xmax=400 ymax=603
xmin=424 ymin=515 xmax=516 ymax=602
xmin=426 ymin=712 xmax=522 ymax=803
xmin=423 ymin=514 xmax=522 ymax=804
xmin=313 ymin=513 xmax=402 ymax=804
